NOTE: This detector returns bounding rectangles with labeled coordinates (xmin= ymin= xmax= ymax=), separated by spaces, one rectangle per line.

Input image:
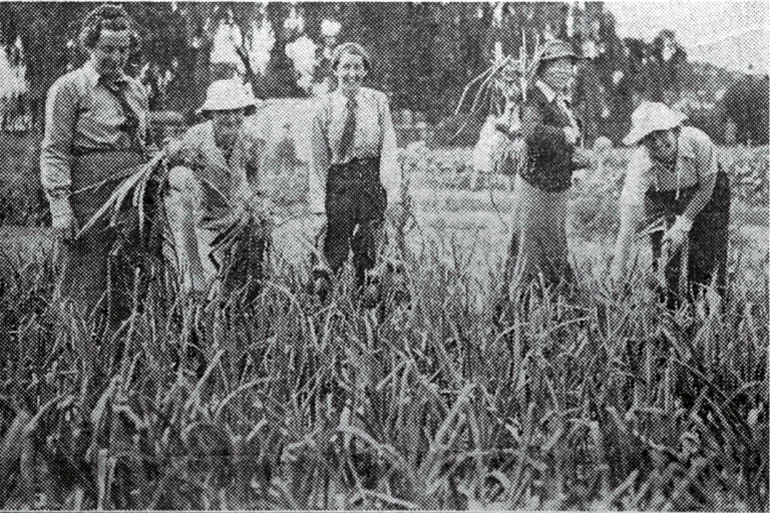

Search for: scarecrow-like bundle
xmin=458 ymin=35 xmax=543 ymax=179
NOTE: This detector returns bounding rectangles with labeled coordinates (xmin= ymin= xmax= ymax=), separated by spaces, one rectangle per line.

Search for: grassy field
xmin=0 ymin=139 xmax=767 ymax=510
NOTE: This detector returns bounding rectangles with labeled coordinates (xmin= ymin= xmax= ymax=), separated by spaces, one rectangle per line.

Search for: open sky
xmin=605 ymin=0 xmax=769 ymax=74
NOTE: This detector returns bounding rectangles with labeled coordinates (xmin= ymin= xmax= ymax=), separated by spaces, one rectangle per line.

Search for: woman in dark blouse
xmin=500 ymin=39 xmax=589 ymax=305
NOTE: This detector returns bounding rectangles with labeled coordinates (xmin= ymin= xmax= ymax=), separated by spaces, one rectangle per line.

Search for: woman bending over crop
xmin=164 ymin=79 xmax=271 ymax=302
xmin=611 ymin=102 xmax=730 ymax=309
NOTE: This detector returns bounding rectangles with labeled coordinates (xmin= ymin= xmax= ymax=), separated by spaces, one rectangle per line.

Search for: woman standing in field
xmin=499 ymin=40 xmax=589 ymax=306
xmin=610 ymin=102 xmax=730 ymax=309
xmin=41 ymin=4 xmax=149 ymax=332
xmin=309 ymin=42 xmax=402 ymax=302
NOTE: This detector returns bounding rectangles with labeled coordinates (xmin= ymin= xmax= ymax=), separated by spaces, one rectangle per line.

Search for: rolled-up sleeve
xmin=378 ymin=94 xmax=401 ymax=206
xmin=40 ymin=78 xmax=78 ymax=198
xmin=681 ymin=130 xmax=719 ymax=221
xmin=309 ymin=103 xmax=329 ymax=214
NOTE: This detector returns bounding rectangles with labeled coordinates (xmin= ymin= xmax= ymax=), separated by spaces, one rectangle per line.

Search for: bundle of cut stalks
xmin=77 ymin=144 xmax=273 ymax=307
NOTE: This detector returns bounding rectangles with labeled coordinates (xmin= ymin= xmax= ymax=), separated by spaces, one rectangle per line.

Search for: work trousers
xmin=322 ymin=157 xmax=387 ymax=290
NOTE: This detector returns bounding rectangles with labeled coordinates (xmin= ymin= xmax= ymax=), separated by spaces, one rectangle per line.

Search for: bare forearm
xmin=682 ymin=171 xmax=717 ymax=221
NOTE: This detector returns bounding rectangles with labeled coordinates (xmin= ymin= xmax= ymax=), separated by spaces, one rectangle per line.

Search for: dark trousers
xmin=323 ymin=158 xmax=387 ymax=289
xmin=646 ymin=170 xmax=730 ymax=308
xmin=56 ymin=151 xmax=146 ymax=332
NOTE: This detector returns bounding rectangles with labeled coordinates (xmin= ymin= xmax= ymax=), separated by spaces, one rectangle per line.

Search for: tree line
xmin=0 ymin=1 xmax=766 ymax=144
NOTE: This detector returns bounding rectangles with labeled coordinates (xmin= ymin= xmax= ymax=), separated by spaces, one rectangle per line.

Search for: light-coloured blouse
xmin=40 ymin=61 xmax=149 ymax=199
xmin=309 ymin=86 xmax=401 ymax=214
xmin=619 ymin=126 xmax=719 ymax=208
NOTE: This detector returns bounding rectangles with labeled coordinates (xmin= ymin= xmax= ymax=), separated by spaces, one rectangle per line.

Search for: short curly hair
xmin=330 ymin=42 xmax=372 ymax=72
xmin=79 ymin=4 xmax=140 ymax=51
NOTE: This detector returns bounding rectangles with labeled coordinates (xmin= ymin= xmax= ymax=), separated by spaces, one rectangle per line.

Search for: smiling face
xmin=89 ymin=29 xmax=132 ymax=79
xmin=210 ymin=108 xmax=246 ymax=150
xmin=642 ymin=128 xmax=679 ymax=163
xmin=334 ymin=51 xmax=367 ymax=97
xmin=540 ymin=57 xmax=574 ymax=92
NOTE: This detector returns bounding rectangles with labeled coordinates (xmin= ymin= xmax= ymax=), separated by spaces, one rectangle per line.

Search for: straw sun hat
xmin=197 ymin=79 xmax=261 ymax=115
xmin=623 ymin=101 xmax=687 ymax=145
xmin=538 ymin=39 xmax=583 ymax=63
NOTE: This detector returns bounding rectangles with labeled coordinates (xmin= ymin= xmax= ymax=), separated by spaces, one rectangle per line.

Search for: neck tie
xmin=101 ymin=76 xmax=143 ymax=150
xmin=337 ymin=96 xmax=357 ymax=161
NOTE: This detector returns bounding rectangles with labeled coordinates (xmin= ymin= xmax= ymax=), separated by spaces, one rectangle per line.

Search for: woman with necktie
xmin=40 ymin=4 xmax=150 ymax=333
xmin=499 ymin=39 xmax=590 ymax=311
xmin=309 ymin=42 xmax=402 ymax=303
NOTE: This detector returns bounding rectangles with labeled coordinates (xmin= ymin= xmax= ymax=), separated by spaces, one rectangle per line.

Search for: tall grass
xmin=0 ymin=230 xmax=766 ymax=510
xmin=0 ymin=143 xmax=766 ymax=510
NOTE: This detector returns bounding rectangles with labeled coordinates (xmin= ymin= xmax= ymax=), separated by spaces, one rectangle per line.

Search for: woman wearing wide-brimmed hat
xmin=164 ymin=78 xmax=270 ymax=300
xmin=41 ymin=4 xmax=150 ymax=332
xmin=499 ymin=39 xmax=590 ymax=305
xmin=309 ymin=42 xmax=402 ymax=303
xmin=610 ymin=102 xmax=730 ymax=308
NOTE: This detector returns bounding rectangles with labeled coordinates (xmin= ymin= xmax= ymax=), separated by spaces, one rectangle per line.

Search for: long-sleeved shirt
xmin=40 ymin=61 xmax=149 ymax=199
xmin=309 ymin=86 xmax=401 ymax=214
xmin=166 ymin=118 xmax=266 ymax=225
xmin=611 ymin=125 xmax=720 ymax=279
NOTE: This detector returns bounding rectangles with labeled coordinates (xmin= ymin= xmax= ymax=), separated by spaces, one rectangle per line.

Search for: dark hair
xmin=330 ymin=42 xmax=372 ymax=72
xmin=79 ymin=4 xmax=140 ymax=51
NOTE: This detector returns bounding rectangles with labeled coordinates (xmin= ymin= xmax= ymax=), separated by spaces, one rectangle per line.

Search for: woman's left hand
xmin=661 ymin=215 xmax=692 ymax=255
xmin=386 ymin=203 xmax=405 ymax=229
xmin=662 ymin=226 xmax=687 ymax=254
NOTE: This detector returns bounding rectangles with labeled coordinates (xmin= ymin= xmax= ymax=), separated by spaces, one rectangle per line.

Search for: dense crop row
xmin=0 ymin=143 xmax=767 ymax=510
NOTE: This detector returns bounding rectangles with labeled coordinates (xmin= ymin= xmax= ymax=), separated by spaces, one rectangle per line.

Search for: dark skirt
xmin=645 ymin=170 xmax=730 ymax=307
xmin=57 ymin=150 xmax=148 ymax=326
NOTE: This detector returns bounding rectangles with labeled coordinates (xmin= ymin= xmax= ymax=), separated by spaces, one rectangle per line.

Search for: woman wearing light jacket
xmin=610 ymin=102 xmax=730 ymax=308
xmin=309 ymin=42 xmax=402 ymax=301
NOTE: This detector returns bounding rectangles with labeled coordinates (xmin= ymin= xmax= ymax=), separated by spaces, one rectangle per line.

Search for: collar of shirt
xmin=330 ymin=87 xmax=366 ymax=109
xmin=82 ymin=60 xmax=131 ymax=88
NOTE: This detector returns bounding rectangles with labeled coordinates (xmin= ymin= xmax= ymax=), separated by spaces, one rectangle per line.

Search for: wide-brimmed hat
xmin=538 ymin=39 xmax=583 ymax=63
xmin=623 ymin=102 xmax=687 ymax=145
xmin=197 ymin=79 xmax=260 ymax=115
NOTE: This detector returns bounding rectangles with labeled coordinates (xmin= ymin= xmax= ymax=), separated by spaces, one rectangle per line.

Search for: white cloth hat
xmin=623 ymin=101 xmax=687 ymax=145
xmin=197 ymin=79 xmax=260 ymax=114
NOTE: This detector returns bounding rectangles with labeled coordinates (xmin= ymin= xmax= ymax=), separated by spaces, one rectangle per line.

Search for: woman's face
xmin=643 ymin=129 xmax=679 ymax=162
xmin=541 ymin=57 xmax=574 ymax=92
xmin=90 ymin=29 xmax=132 ymax=78
xmin=210 ymin=108 xmax=246 ymax=149
xmin=334 ymin=52 xmax=367 ymax=96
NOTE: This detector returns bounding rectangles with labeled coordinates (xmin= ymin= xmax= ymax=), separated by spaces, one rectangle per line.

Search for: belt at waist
xmin=327 ymin=156 xmax=380 ymax=181
xmin=71 ymin=150 xmax=148 ymax=195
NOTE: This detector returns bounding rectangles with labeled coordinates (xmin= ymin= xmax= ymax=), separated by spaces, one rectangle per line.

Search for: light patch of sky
xmin=605 ymin=0 xmax=769 ymax=74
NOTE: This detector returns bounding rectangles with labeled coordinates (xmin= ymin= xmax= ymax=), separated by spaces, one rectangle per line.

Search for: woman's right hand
xmin=563 ymin=126 xmax=580 ymax=145
xmin=50 ymin=197 xmax=78 ymax=242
